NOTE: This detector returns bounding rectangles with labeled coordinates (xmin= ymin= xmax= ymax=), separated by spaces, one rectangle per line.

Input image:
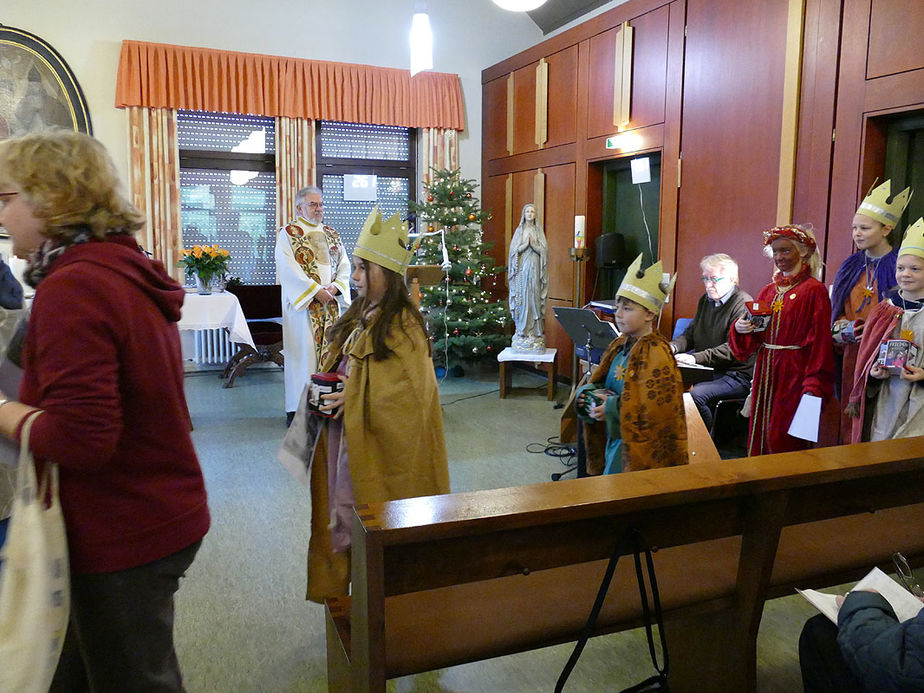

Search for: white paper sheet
xmin=797 ymin=567 xmax=924 ymax=625
xmin=787 ymin=393 xmax=821 ymax=442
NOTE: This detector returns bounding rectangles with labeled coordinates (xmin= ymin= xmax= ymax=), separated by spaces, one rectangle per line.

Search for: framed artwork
xmin=0 ymin=25 xmax=91 ymax=242
xmin=0 ymin=25 xmax=92 ymax=139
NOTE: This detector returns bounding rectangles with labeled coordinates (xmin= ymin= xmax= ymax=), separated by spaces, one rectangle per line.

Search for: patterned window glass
xmin=319 ymin=122 xmax=410 ymax=161
xmin=177 ymin=111 xmax=277 ymax=285
xmin=177 ymin=111 xmax=276 ymax=154
xmin=321 ymin=175 xmax=411 ymax=256
xmin=179 ymin=170 xmax=277 ymax=285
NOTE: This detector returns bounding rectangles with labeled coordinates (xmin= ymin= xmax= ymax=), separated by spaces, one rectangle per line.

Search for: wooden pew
xmin=326 ymin=438 xmax=924 ymax=692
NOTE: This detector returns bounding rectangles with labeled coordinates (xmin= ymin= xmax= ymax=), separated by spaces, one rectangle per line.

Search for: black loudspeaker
xmin=596 ymin=232 xmax=625 ymax=269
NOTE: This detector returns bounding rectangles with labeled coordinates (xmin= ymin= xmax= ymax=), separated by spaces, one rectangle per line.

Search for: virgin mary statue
xmin=508 ymin=203 xmax=549 ymax=351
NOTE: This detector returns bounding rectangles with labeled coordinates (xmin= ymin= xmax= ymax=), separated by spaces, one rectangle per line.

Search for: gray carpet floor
xmin=175 ymin=363 xmax=816 ymax=692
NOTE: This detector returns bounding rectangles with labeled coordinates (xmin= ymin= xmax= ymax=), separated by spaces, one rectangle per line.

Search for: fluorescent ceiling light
xmin=409 ymin=1 xmax=433 ymax=76
xmin=492 ymin=0 xmax=548 ymax=11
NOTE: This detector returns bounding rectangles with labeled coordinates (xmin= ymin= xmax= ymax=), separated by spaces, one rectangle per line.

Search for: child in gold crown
xmin=576 ymin=254 xmax=688 ymax=474
xmin=830 ymin=180 xmax=912 ymax=443
xmin=846 ymin=217 xmax=924 ymax=442
xmin=279 ymin=208 xmax=450 ymax=602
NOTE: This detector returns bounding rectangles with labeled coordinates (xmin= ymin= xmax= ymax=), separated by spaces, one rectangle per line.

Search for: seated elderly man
xmin=670 ymin=253 xmax=755 ymax=431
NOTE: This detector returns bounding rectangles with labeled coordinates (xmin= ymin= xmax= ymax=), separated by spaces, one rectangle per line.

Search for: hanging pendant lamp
xmin=409 ymin=0 xmax=433 ymax=76
xmin=492 ymin=0 xmax=548 ymax=11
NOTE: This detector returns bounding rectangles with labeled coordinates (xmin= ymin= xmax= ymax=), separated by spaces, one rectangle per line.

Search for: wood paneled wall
xmin=827 ymin=0 xmax=924 ymax=276
xmin=482 ymin=0 xmax=924 ymax=375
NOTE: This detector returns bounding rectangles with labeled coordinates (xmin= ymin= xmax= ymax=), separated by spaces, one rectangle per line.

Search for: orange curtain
xmin=421 ymin=128 xmax=460 ymax=183
xmin=128 ymin=106 xmax=183 ymax=280
xmin=116 ymin=41 xmax=465 ymax=131
xmin=275 ymin=117 xmax=315 ymax=230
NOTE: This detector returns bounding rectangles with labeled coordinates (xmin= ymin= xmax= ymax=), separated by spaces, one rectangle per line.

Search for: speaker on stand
xmin=594 ymin=232 xmax=626 ymax=300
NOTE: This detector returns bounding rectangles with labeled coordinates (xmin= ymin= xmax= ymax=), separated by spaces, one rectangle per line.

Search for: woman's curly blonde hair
xmin=0 ymin=130 xmax=144 ymax=242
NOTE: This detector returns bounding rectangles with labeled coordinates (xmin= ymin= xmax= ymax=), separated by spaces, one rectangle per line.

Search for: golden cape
xmin=583 ymin=332 xmax=688 ymax=475
xmin=306 ymin=310 xmax=450 ymax=602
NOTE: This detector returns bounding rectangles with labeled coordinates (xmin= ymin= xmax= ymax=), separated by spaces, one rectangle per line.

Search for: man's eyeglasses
xmin=700 ymin=276 xmax=725 ymax=285
xmin=302 ymin=200 xmax=323 ymax=209
xmin=0 ymin=191 xmax=19 ymax=210
xmin=892 ymin=552 xmax=924 ymax=597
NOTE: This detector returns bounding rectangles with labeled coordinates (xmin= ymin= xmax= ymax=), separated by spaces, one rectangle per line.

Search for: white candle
xmin=574 ymin=215 xmax=586 ymax=249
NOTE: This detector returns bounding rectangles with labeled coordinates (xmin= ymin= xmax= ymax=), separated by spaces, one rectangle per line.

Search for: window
xmin=177 ymin=111 xmax=277 ymax=285
xmin=316 ymin=121 xmax=416 ymax=255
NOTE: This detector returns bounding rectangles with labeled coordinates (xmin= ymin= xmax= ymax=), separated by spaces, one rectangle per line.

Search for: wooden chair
xmin=221 ymin=284 xmax=284 ymax=388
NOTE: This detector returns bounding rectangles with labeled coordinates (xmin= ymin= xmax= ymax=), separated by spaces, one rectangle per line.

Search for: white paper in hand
xmin=788 ymin=393 xmax=821 ymax=442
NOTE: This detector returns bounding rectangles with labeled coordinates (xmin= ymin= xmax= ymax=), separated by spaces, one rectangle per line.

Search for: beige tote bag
xmin=0 ymin=412 xmax=70 ymax=693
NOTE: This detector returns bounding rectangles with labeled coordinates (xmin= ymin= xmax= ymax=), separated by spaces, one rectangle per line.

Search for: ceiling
xmin=526 ymin=0 xmax=614 ymax=34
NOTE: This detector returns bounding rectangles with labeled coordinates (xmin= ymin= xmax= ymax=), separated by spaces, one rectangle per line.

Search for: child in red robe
xmin=729 ymin=225 xmax=835 ymax=455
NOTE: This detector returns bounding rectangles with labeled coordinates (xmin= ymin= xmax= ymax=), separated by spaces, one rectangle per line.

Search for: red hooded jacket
xmin=18 ymin=235 xmax=210 ymax=574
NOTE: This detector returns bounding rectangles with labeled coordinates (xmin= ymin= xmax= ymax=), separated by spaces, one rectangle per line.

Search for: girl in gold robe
xmin=281 ymin=210 xmax=450 ymax=602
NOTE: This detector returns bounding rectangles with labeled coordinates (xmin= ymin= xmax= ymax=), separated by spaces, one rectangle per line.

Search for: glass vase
xmin=195 ymin=274 xmax=212 ymax=295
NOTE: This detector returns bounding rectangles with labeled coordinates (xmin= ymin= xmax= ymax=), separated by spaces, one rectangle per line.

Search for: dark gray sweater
xmin=671 ymin=286 xmax=755 ymax=378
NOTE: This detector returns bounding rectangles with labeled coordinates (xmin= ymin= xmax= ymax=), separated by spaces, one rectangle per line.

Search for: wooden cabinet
xmin=484 ymin=46 xmax=579 ymax=160
xmin=483 ymin=76 xmax=509 ymax=161
xmin=867 ymin=0 xmax=924 ymax=79
xmin=545 ymin=47 xmax=578 ymax=149
xmin=673 ymin=0 xmax=790 ymax=319
xmin=586 ymin=5 xmax=670 ymax=139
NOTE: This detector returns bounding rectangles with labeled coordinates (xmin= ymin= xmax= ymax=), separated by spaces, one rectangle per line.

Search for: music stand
xmin=553 ymin=307 xmax=618 ymax=480
xmin=554 ymin=307 xmax=618 ymax=387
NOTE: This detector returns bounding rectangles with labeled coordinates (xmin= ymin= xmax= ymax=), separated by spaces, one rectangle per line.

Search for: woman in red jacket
xmin=0 ymin=131 xmax=209 ymax=691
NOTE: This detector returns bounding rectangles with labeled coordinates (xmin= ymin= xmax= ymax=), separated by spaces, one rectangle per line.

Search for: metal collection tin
xmin=308 ymin=372 xmax=344 ymax=417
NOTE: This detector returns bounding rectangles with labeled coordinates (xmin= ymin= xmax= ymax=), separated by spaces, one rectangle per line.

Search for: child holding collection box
xmin=576 ymin=254 xmax=688 ymax=475
xmin=847 ymin=217 xmax=924 ymax=442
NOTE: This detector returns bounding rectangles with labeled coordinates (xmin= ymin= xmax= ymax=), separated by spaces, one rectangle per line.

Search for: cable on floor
xmin=526 ymin=435 xmax=577 ymax=481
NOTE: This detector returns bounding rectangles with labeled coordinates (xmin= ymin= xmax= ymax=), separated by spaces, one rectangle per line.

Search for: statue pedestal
xmin=497 ymin=347 xmax=557 ymax=401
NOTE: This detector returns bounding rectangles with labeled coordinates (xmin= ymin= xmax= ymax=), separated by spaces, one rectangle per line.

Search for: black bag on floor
xmin=555 ymin=527 xmax=670 ymax=692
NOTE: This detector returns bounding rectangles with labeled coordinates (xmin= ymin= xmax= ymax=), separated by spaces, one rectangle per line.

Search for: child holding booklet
xmin=576 ymin=254 xmax=688 ymax=475
xmin=846 ymin=217 xmax=924 ymax=442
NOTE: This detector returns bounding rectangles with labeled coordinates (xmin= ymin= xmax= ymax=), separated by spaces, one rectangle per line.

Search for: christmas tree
xmin=408 ymin=169 xmax=509 ymax=369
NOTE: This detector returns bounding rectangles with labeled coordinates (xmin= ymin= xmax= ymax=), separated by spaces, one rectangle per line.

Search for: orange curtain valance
xmin=115 ymin=40 xmax=465 ymax=131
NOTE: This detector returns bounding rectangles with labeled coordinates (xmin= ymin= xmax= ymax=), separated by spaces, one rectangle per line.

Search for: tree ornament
xmin=449 ymin=192 xmax=455 ymax=198
xmin=466 ymin=192 xmax=472 ymax=199
xmin=468 ymin=213 xmax=476 ymax=221
xmin=428 ymin=224 xmax=435 ymax=232
xmin=465 ymin=267 xmax=473 ymax=277
xmin=453 ymin=328 xmax=460 ymax=335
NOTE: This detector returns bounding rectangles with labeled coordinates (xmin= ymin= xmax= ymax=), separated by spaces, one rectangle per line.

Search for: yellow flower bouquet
xmin=177 ymin=245 xmax=231 ymax=285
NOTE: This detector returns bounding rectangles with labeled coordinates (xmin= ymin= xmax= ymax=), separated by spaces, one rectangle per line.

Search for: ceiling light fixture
xmin=492 ymin=0 xmax=548 ymax=11
xmin=409 ymin=0 xmax=433 ymax=77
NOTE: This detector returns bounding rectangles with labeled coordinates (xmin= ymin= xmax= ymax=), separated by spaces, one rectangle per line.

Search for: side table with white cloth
xmin=497 ymin=347 xmax=557 ymax=400
xmin=177 ymin=291 xmax=255 ymax=367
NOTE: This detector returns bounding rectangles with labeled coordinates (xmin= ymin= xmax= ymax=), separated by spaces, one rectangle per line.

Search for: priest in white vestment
xmin=275 ymin=186 xmax=351 ymax=422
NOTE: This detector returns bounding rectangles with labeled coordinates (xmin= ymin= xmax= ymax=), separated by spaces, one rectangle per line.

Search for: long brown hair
xmin=326 ymin=261 xmax=430 ymax=361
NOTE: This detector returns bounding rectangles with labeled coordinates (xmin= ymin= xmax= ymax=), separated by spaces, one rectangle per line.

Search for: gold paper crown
xmin=857 ymin=179 xmax=913 ymax=227
xmin=353 ymin=208 xmax=417 ymax=275
xmin=616 ymin=254 xmax=677 ymax=314
xmin=898 ymin=218 xmax=924 ymax=261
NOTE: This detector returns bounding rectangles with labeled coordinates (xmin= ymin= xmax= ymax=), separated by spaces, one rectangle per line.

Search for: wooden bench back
xmin=335 ymin=437 xmax=924 ymax=691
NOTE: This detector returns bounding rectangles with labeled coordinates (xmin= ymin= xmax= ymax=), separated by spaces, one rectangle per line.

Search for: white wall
xmin=2 ymin=0 xmax=542 ymax=187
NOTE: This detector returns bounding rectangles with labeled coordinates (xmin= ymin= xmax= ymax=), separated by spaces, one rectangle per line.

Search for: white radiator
xmin=192 ymin=328 xmax=234 ymax=365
